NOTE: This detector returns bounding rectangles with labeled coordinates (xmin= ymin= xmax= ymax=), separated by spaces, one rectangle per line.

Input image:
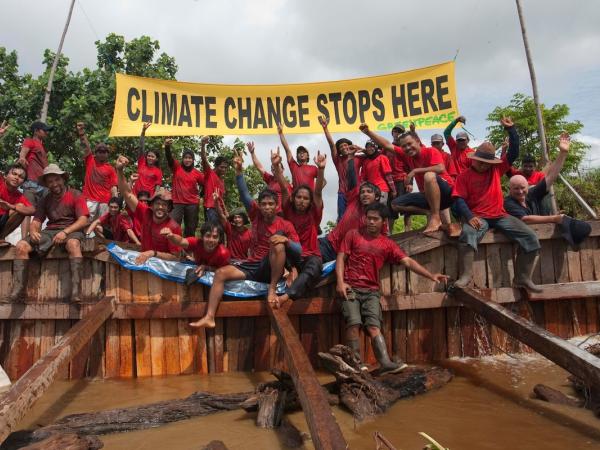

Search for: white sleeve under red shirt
xmin=282 ymin=200 xmax=323 ymax=258
xmin=82 ymin=153 xmax=118 ymax=203
xmin=340 ymin=229 xmax=408 ymax=290
xmin=247 ymin=201 xmax=300 ymax=262
xmin=134 ymin=201 xmax=181 ymax=253
xmin=186 ymin=238 xmax=231 ymax=268
xmin=452 ymin=158 xmax=511 ymax=219
xmin=394 ymin=145 xmax=454 ymax=190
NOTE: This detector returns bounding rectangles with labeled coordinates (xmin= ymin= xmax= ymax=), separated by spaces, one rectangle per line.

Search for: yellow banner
xmin=109 ymin=61 xmax=459 ymax=136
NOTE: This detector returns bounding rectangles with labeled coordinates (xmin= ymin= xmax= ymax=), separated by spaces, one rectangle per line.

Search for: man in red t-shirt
xmin=0 ymin=164 xmax=34 ymax=241
xmin=165 ymin=138 xmax=205 ymax=237
xmin=116 ymin=155 xmax=181 ymax=265
xmin=444 ymin=115 xmax=474 ymax=176
xmin=507 ymin=154 xmax=546 ymax=186
xmin=77 ymin=123 xmax=118 ymax=221
xmin=133 ymin=122 xmax=163 ymax=196
xmin=214 ymin=199 xmax=252 ymax=261
xmin=247 ymin=141 xmax=291 ymax=212
xmin=278 ymin=123 xmax=319 ymax=190
xmin=11 ymin=164 xmax=89 ymax=303
xmin=451 ymin=118 xmax=541 ymax=292
xmin=18 ymin=121 xmax=53 ymax=208
xmin=200 ymin=136 xmax=229 ymax=224
xmin=272 ymin=147 xmax=325 ymax=304
xmin=361 ymin=124 xmax=454 ymax=234
xmin=86 ymin=197 xmax=140 ymax=245
xmin=336 ymin=203 xmax=448 ymax=374
xmin=161 ymin=221 xmax=231 ymax=285
xmin=189 ymin=152 xmax=302 ymax=329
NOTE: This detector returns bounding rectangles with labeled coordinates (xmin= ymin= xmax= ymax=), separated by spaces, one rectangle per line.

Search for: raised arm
xmin=233 ymin=151 xmax=252 ymax=211
xmin=543 ymin=132 xmax=570 ymax=188
xmin=277 ymin=122 xmax=294 ymax=164
xmin=270 ymin=148 xmax=290 ymax=205
xmin=318 ymin=115 xmax=337 ymax=159
xmin=246 ymin=141 xmax=267 ymax=175
xmin=200 ymin=135 xmax=210 ymax=171
xmin=164 ymin=138 xmax=175 ymax=170
xmin=501 ymin=117 xmax=519 ymax=165
xmin=76 ymin=122 xmax=92 ymax=158
xmin=214 ymin=193 xmax=229 ymax=227
xmin=160 ymin=228 xmax=190 ymax=249
xmin=444 ymin=115 xmax=465 ymax=140
xmin=313 ymin=151 xmax=326 ymax=209
xmin=137 ymin=122 xmax=151 ymax=159
xmin=346 ymin=146 xmax=359 ymax=191
xmin=359 ymin=123 xmax=395 ymax=152
xmin=116 ymin=155 xmax=138 ymax=212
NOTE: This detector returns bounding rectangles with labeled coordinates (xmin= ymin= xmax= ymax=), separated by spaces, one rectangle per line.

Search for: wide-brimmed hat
xmin=39 ymin=163 xmax=68 ymax=186
xmin=228 ymin=207 xmax=250 ymax=225
xmin=467 ymin=142 xmax=502 ymax=164
xmin=559 ymin=216 xmax=591 ymax=249
xmin=149 ymin=187 xmax=173 ymax=210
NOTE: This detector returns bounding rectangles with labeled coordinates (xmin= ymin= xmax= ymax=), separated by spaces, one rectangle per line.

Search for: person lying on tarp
xmin=452 ymin=117 xmax=542 ymax=293
xmin=336 ymin=203 xmax=448 ymax=375
xmin=10 ymin=164 xmax=89 ymax=304
xmin=0 ymin=163 xmax=35 ymax=243
xmin=188 ymin=150 xmax=301 ymax=329
xmin=85 ymin=196 xmax=141 ymax=245
xmin=161 ymin=221 xmax=231 ymax=285
xmin=504 ymin=133 xmax=591 ymax=249
xmin=116 ymin=155 xmax=181 ymax=265
xmin=271 ymin=146 xmax=324 ymax=307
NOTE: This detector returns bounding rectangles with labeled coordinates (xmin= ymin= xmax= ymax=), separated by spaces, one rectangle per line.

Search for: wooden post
xmin=0 ymin=297 xmax=115 ymax=443
xmin=456 ymin=287 xmax=600 ymax=389
xmin=268 ymin=304 xmax=347 ymax=450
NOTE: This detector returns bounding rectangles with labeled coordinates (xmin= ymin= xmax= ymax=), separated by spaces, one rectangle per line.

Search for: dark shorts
xmin=392 ymin=176 xmax=453 ymax=211
xmin=341 ymin=288 xmax=382 ymax=329
xmin=0 ymin=214 xmax=9 ymax=234
xmin=388 ymin=181 xmax=407 ymax=219
xmin=319 ymin=236 xmax=337 ymax=263
xmin=234 ymin=257 xmax=273 ymax=283
xmin=25 ymin=228 xmax=85 ymax=257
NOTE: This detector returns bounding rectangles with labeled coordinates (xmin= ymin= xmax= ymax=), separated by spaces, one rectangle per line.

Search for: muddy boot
xmin=7 ymin=259 xmax=29 ymax=303
xmin=372 ymin=334 xmax=407 ymax=375
xmin=454 ymin=243 xmax=475 ymax=289
xmin=347 ymin=338 xmax=368 ymax=372
xmin=70 ymin=258 xmax=84 ymax=304
xmin=513 ymin=250 xmax=542 ymax=293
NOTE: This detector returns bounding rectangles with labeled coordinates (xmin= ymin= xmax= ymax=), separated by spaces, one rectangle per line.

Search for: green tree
xmin=486 ymin=93 xmax=589 ymax=172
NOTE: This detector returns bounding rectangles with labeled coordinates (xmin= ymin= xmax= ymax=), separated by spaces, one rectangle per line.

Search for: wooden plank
xmin=104 ymin=319 xmax=120 ymax=378
xmin=54 ymin=321 xmax=71 ymax=380
xmin=226 ymin=318 xmax=240 ymax=372
xmin=0 ymin=261 xmax=12 ymax=300
xmin=119 ymin=320 xmax=134 ymax=378
xmin=87 ymin=324 xmax=105 ymax=378
xmin=267 ymin=304 xmax=347 ymax=450
xmin=149 ymin=319 xmax=166 ymax=376
xmin=177 ymin=319 xmax=198 ymax=375
xmin=457 ymin=286 xmax=600 ymax=392
xmin=214 ymin=319 xmax=224 ymax=373
xmin=163 ymin=319 xmax=181 ymax=375
xmin=254 ymin=316 xmax=271 ymax=372
xmin=134 ymin=320 xmax=152 ymax=377
xmin=0 ymin=297 xmax=115 ymax=443
xmin=237 ymin=317 xmax=255 ymax=371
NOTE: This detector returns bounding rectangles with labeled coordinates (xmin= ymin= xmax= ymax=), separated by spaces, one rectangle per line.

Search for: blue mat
xmin=106 ymin=242 xmax=335 ymax=299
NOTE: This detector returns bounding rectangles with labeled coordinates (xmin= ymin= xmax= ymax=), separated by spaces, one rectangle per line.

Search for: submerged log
xmin=318 ymin=345 xmax=453 ymax=420
xmin=201 ymin=441 xmax=228 ymax=450
xmin=533 ymin=384 xmax=582 ymax=407
xmin=256 ymin=387 xmax=287 ymax=428
xmin=6 ymin=432 xmax=103 ymax=450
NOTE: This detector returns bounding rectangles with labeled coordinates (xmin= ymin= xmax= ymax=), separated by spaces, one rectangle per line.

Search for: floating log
xmin=11 ymin=432 xmax=103 ymax=450
xmin=0 ymin=297 xmax=115 ymax=444
xmin=318 ymin=345 xmax=453 ymax=420
xmin=532 ymin=384 xmax=582 ymax=407
xmin=455 ymin=287 xmax=600 ymax=390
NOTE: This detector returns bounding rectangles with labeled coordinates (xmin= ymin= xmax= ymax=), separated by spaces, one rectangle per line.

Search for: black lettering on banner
xmin=282 ymin=96 xmax=297 ymax=128
xmin=421 ymin=79 xmax=437 ymax=113
xmin=391 ymin=85 xmax=407 ymax=119
xmin=161 ymin=93 xmax=177 ymax=125
xmin=357 ymin=90 xmax=371 ymax=123
xmin=253 ymin=98 xmax=267 ymax=129
xmin=436 ymin=75 xmax=452 ymax=109
xmin=238 ymin=97 xmax=252 ymax=129
xmin=224 ymin=97 xmax=237 ymax=128
xmin=266 ymin=97 xmax=281 ymax=128
xmin=342 ymin=91 xmax=357 ymax=124
xmin=371 ymin=88 xmax=385 ymax=121
xmin=141 ymin=90 xmax=153 ymax=123
xmin=407 ymin=82 xmax=421 ymax=116
xmin=127 ymin=87 xmax=140 ymax=121
xmin=316 ymin=94 xmax=329 ymax=119
xmin=205 ymin=96 xmax=217 ymax=128
xmin=190 ymin=96 xmax=203 ymax=127
xmin=297 ymin=95 xmax=310 ymax=127
xmin=178 ymin=95 xmax=192 ymax=127
xmin=328 ymin=92 xmax=342 ymax=125
xmin=153 ymin=91 xmax=160 ymax=123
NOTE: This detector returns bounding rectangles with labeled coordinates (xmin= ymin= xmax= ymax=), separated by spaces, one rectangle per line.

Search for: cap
xmin=456 ymin=131 xmax=469 ymax=141
xmin=431 ymin=134 xmax=444 ymax=143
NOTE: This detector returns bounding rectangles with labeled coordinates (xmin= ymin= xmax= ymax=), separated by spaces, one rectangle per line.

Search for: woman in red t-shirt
xmin=133 ymin=122 xmax=163 ymax=196
xmin=213 ymin=195 xmax=252 ymax=261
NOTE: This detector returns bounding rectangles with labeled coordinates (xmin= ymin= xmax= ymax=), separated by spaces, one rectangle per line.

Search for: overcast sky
xmin=1 ymin=0 xmax=599 ymax=223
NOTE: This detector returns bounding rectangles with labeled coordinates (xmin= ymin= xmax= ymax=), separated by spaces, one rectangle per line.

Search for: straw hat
xmin=467 ymin=142 xmax=502 ymax=164
xmin=39 ymin=163 xmax=68 ymax=186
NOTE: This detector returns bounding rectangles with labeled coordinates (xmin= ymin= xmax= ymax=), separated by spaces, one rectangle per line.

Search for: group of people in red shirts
xmin=0 ymin=113 xmax=584 ymax=375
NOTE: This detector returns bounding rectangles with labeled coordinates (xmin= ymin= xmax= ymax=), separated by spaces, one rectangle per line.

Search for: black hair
xmin=522 ymin=154 xmax=536 ymax=164
xmin=137 ymin=190 xmax=151 ymax=200
xmin=398 ymin=131 xmax=420 ymax=142
xmin=214 ymin=156 xmax=229 ymax=168
xmin=359 ymin=181 xmax=381 ymax=201
xmin=258 ymin=188 xmax=278 ymax=203
xmin=291 ymin=184 xmax=313 ymax=211
xmin=145 ymin=149 xmax=160 ymax=161
xmin=365 ymin=202 xmax=390 ymax=220
xmin=95 ymin=143 xmax=109 ymax=152
xmin=108 ymin=196 xmax=123 ymax=208
xmin=335 ymin=138 xmax=352 ymax=151
xmin=182 ymin=149 xmax=195 ymax=159
xmin=200 ymin=221 xmax=225 ymax=244
xmin=8 ymin=163 xmax=27 ymax=181
xmin=391 ymin=125 xmax=406 ymax=134
xmin=296 ymin=145 xmax=309 ymax=154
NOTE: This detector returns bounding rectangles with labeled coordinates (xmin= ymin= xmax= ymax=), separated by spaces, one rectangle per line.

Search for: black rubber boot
xmin=70 ymin=258 xmax=84 ymax=304
xmin=513 ymin=249 xmax=542 ymax=293
xmin=347 ymin=338 xmax=368 ymax=372
xmin=454 ymin=243 xmax=475 ymax=288
xmin=185 ymin=268 xmax=199 ymax=286
xmin=372 ymin=334 xmax=407 ymax=375
xmin=7 ymin=259 xmax=28 ymax=303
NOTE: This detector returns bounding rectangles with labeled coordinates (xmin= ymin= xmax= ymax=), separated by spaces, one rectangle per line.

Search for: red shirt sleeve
xmin=134 ymin=200 xmax=149 ymax=224
xmin=167 ymin=222 xmax=182 ymax=253
xmin=262 ymin=172 xmax=274 ymax=183
xmin=99 ymin=212 xmax=111 ymax=225
xmin=119 ymin=214 xmax=133 ymax=230
xmin=452 ymin=172 xmax=470 ymax=200
xmin=380 ymin=154 xmax=392 ymax=174
xmin=339 ymin=229 xmax=357 ymax=255
xmin=386 ymin=240 xmax=408 ymax=264
xmin=75 ymin=194 xmax=90 ymax=218
xmin=424 ymin=147 xmax=443 ymax=166
xmin=284 ymin=219 xmax=300 ymax=243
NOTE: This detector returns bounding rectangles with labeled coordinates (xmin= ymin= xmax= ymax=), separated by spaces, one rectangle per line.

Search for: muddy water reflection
xmin=18 ymin=356 xmax=600 ymax=449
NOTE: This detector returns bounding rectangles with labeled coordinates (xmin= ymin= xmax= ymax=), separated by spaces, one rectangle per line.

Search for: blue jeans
xmin=337 ymin=192 xmax=347 ymax=223
xmin=459 ymin=215 xmax=540 ymax=253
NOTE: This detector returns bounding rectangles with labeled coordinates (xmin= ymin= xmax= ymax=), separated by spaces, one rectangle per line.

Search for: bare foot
xmin=441 ymin=223 xmax=462 ymax=238
xmin=267 ymin=287 xmax=280 ymax=309
xmin=285 ymin=267 xmax=298 ymax=288
xmin=189 ymin=316 xmax=215 ymax=328
xmin=423 ymin=216 xmax=442 ymax=234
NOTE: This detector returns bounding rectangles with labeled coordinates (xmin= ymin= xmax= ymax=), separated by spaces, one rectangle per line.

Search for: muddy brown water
xmin=16 ymin=355 xmax=600 ymax=449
